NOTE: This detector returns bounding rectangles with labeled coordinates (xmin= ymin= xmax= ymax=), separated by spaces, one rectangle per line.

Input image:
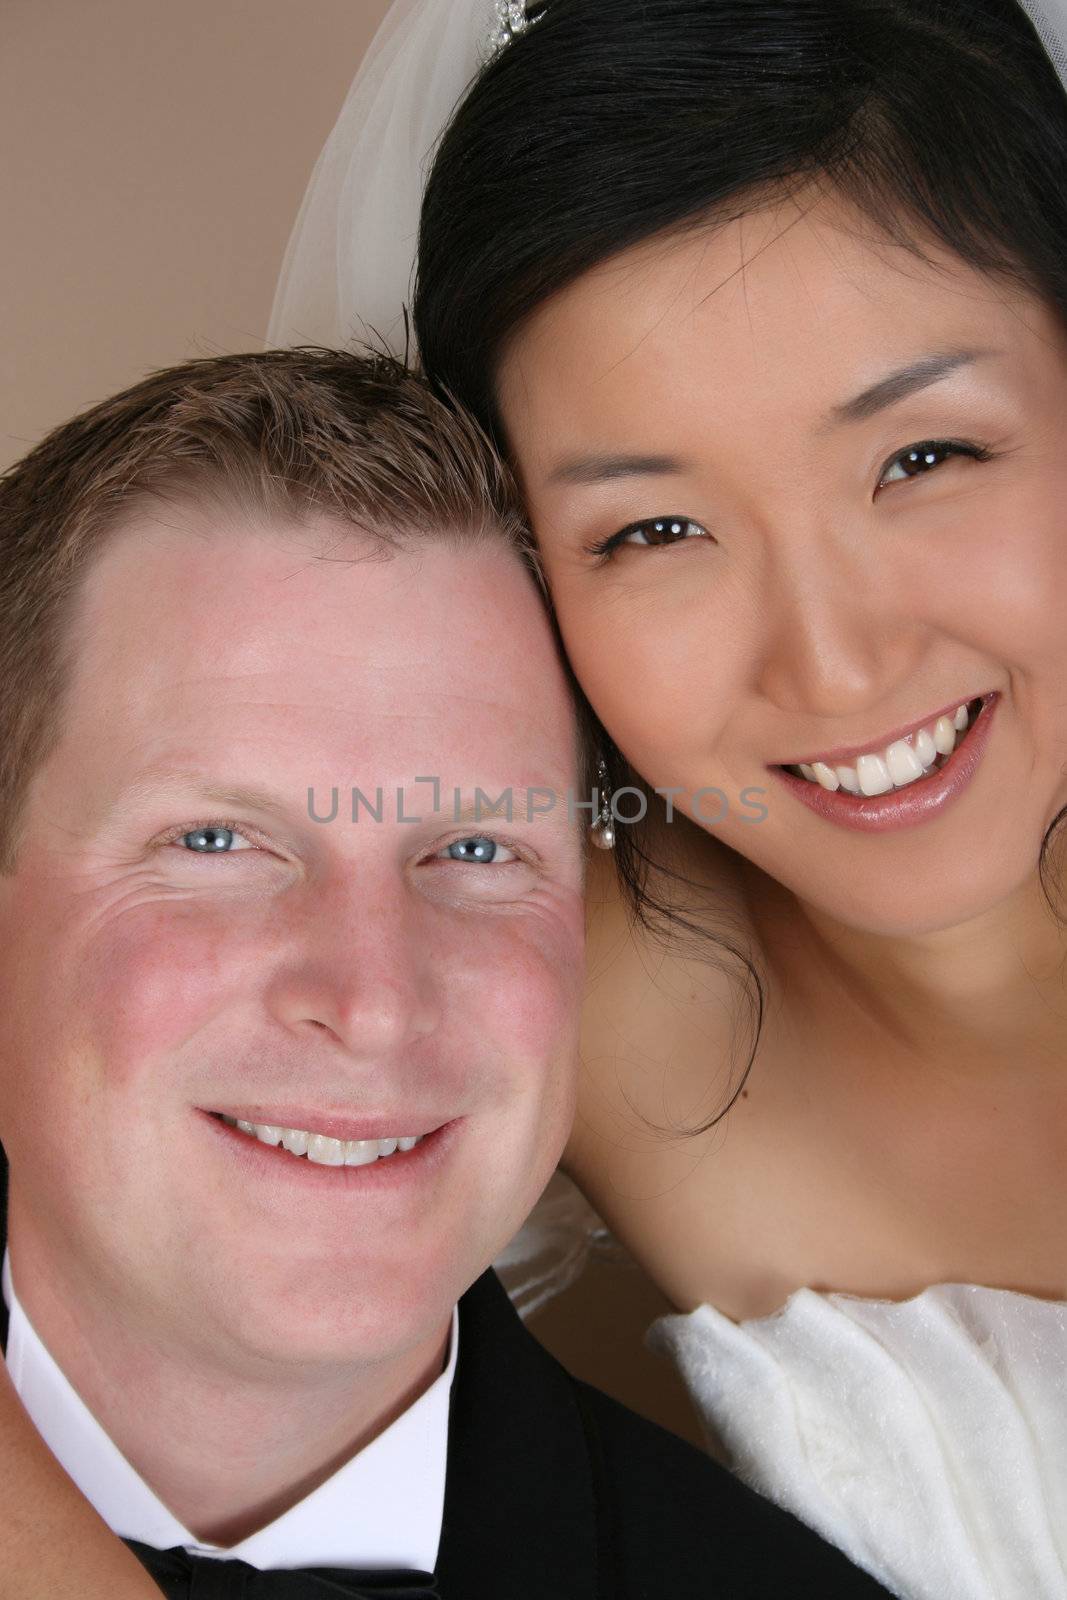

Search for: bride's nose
xmin=752 ymin=530 xmax=930 ymax=720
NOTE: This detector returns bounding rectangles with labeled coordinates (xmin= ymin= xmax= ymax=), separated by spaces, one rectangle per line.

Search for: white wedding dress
xmin=651 ymin=1282 xmax=1067 ymax=1599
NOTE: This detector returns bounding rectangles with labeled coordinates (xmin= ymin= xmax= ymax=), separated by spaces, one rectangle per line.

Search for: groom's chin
xmin=216 ymin=1261 xmax=464 ymax=1374
xmin=173 ymin=1196 xmax=515 ymax=1374
xmin=202 ymin=1190 xmax=558 ymax=1375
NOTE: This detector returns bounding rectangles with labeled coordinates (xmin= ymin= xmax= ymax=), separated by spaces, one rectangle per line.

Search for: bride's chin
xmin=723 ymin=827 xmax=1058 ymax=943
xmin=788 ymin=866 xmax=1051 ymax=942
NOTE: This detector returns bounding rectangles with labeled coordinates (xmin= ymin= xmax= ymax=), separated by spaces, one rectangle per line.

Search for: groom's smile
xmin=0 ymin=505 xmax=585 ymax=1386
xmin=202 ymin=1109 xmax=456 ymax=1191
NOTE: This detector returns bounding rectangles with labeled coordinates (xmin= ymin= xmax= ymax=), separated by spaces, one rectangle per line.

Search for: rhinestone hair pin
xmin=485 ymin=0 xmax=546 ymax=59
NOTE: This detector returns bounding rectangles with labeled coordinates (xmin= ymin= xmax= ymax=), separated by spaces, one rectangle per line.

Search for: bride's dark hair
xmin=415 ymin=0 xmax=1067 ymax=1123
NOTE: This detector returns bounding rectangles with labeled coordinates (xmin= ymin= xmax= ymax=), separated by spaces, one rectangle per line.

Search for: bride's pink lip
xmin=769 ymin=690 xmax=1000 ymax=833
xmin=779 ymin=689 xmax=997 ymax=769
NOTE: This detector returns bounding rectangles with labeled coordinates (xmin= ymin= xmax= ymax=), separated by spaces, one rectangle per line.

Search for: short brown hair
xmin=0 ymin=347 xmax=529 ymax=873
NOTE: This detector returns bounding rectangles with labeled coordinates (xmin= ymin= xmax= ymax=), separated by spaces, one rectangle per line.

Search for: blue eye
xmin=879 ymin=439 xmax=992 ymax=487
xmin=586 ymin=516 xmax=710 ymax=559
xmin=179 ymin=826 xmax=252 ymax=854
xmin=439 ymin=836 xmax=517 ymax=864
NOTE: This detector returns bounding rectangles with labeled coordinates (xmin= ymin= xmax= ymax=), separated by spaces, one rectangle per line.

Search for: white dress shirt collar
xmin=2 ymin=1247 xmax=457 ymax=1572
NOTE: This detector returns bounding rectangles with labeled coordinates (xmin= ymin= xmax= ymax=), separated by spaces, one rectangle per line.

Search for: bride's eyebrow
xmin=542 ymin=350 xmax=1004 ymax=485
xmin=824 ymin=348 xmax=1002 ymax=429
xmin=545 ymin=452 xmax=689 ymax=488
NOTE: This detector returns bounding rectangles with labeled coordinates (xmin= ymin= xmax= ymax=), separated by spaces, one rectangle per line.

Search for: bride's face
xmin=497 ymin=189 xmax=1067 ymax=937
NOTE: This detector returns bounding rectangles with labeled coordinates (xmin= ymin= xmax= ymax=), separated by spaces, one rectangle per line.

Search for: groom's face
xmin=0 ymin=506 xmax=584 ymax=1371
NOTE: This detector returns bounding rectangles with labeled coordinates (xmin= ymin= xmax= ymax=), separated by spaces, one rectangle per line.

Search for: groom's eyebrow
xmin=99 ymin=770 xmax=295 ymax=826
xmin=547 ymin=452 xmax=687 ymax=487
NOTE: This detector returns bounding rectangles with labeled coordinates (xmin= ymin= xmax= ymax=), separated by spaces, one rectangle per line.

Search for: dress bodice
xmin=651 ymin=1283 xmax=1067 ymax=1599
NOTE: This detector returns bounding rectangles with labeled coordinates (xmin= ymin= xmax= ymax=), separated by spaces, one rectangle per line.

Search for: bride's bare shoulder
xmin=573 ymin=821 xmax=761 ymax=1158
xmin=568 ymin=827 xmax=789 ymax=1314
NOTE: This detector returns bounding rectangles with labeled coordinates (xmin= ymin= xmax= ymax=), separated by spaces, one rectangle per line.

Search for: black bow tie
xmin=123 ymin=1539 xmax=440 ymax=1598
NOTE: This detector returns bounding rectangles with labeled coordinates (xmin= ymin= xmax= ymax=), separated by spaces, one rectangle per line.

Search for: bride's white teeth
xmin=913 ymin=726 xmax=937 ymax=768
xmin=885 ymin=739 xmax=926 ymax=788
xmin=255 ymin=1124 xmax=283 ymax=1146
xmin=281 ymin=1127 xmax=311 ymax=1156
xmin=856 ymin=753 xmax=894 ymax=796
xmin=933 ymin=715 xmax=957 ymax=756
xmin=790 ymin=697 xmax=986 ymax=797
xmin=345 ymin=1139 xmax=379 ymax=1167
xmin=308 ymin=1134 xmax=345 ymax=1166
xmin=377 ymin=1137 xmax=399 ymax=1157
xmin=397 ymin=1136 xmax=419 ymax=1152
xmin=237 ymin=1120 xmax=256 ymax=1134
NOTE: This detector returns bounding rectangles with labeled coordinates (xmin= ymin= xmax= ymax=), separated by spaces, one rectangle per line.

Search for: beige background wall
xmin=1 ymin=0 xmax=394 ymax=471
xmin=1 ymin=0 xmax=701 ymax=1449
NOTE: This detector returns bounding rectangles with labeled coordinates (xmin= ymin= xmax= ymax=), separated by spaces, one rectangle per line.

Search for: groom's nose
xmin=264 ymin=865 xmax=442 ymax=1061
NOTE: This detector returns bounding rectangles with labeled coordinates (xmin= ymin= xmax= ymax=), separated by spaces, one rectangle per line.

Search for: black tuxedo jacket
xmin=0 ymin=1152 xmax=891 ymax=1597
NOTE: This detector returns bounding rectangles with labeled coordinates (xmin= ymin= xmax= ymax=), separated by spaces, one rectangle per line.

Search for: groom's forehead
xmin=62 ymin=500 xmax=556 ymax=714
xmin=47 ymin=511 xmax=579 ymax=844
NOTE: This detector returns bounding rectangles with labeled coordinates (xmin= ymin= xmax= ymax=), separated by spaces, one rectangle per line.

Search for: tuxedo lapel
xmin=437 ymin=1269 xmax=603 ymax=1600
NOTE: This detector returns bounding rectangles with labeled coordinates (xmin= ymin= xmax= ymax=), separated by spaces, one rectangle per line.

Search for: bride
xmin=6 ymin=1 xmax=1067 ymax=1596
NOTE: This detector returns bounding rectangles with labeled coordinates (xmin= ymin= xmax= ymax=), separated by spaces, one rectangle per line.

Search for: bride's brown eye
xmin=587 ymin=516 xmax=709 ymax=558
xmin=879 ymin=439 xmax=992 ymax=488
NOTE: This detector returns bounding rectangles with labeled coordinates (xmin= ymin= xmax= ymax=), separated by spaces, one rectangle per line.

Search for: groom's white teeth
xmin=344 ymin=1139 xmax=378 ymax=1167
xmin=308 ymin=1134 xmax=345 ymax=1166
xmin=219 ymin=1115 xmax=425 ymax=1164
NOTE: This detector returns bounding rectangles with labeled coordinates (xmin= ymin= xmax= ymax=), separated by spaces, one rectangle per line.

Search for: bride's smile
xmin=498 ymin=188 xmax=1067 ymax=942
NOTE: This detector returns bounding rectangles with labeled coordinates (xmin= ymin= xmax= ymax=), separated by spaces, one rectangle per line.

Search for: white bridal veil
xmin=266 ymin=0 xmax=1067 ymax=1313
xmin=267 ymin=0 xmax=498 ymax=358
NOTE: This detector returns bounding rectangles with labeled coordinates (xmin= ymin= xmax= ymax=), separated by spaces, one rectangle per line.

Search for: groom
xmin=0 ymin=350 xmax=889 ymax=1597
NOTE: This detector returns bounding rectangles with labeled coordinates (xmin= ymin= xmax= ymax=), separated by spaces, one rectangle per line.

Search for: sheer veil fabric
xmin=267 ymin=0 xmax=495 ymax=358
xmin=1023 ymin=0 xmax=1067 ymax=81
xmin=265 ymin=0 xmax=1067 ymax=1317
